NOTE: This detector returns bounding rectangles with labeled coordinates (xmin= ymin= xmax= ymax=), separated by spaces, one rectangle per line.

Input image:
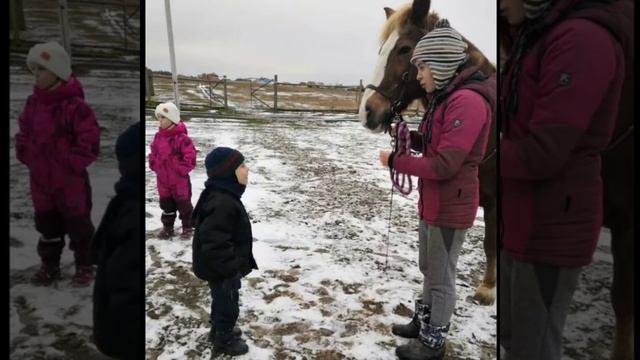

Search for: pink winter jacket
xmin=15 ymin=76 xmax=100 ymax=190
xmin=149 ymin=122 xmax=196 ymax=193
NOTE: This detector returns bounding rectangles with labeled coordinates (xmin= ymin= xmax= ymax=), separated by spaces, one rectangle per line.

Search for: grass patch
xmin=244 ymin=117 xmax=271 ymax=126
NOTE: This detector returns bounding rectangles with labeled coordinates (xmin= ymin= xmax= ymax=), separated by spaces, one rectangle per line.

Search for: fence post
xmin=165 ymin=0 xmax=180 ymax=107
xmin=122 ymin=1 xmax=127 ymax=50
xmin=250 ymin=80 xmax=253 ymax=108
xmin=274 ymin=74 xmax=278 ymax=112
xmin=145 ymin=68 xmax=155 ymax=101
xmin=145 ymin=68 xmax=149 ymax=102
xmin=10 ymin=0 xmax=26 ymax=44
xmin=208 ymin=78 xmax=212 ymax=110
xmin=223 ymin=75 xmax=228 ymax=109
xmin=58 ymin=0 xmax=72 ymax=58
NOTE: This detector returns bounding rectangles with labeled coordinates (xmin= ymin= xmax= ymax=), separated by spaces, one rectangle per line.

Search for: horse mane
xmin=466 ymin=40 xmax=497 ymax=74
xmin=379 ymin=4 xmax=440 ymax=45
xmin=380 ymin=4 xmax=496 ymax=75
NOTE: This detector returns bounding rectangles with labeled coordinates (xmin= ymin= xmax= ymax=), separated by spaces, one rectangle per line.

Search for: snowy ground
xmin=9 ymin=65 xmax=140 ymax=359
xmin=145 ymin=117 xmax=497 ymax=359
xmin=144 ymin=116 xmax=619 ymax=360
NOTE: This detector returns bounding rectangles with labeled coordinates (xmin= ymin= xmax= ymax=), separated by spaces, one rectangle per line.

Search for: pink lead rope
xmin=389 ymin=119 xmax=413 ymax=196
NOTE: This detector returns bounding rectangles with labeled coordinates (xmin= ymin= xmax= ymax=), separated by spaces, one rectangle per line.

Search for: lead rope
xmin=384 ymin=114 xmax=413 ymax=272
xmin=389 ymin=119 xmax=413 ymax=195
xmin=384 ymin=182 xmax=394 ymax=272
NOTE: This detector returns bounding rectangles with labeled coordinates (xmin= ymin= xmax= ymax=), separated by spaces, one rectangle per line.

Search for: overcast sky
xmin=145 ymin=0 xmax=496 ymax=85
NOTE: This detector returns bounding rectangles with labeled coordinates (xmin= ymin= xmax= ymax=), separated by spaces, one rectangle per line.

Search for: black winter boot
xmin=392 ymin=299 xmax=430 ymax=338
xmin=31 ymin=262 xmax=61 ymax=286
xmin=212 ymin=328 xmax=248 ymax=357
xmin=396 ymin=320 xmax=449 ymax=360
xmin=180 ymin=226 xmax=194 ymax=240
xmin=209 ymin=325 xmax=242 ymax=343
xmin=158 ymin=226 xmax=174 ymax=239
xmin=32 ymin=236 xmax=64 ymax=286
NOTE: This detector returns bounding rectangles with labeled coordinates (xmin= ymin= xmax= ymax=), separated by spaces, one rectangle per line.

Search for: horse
xmin=499 ymin=12 xmax=634 ymax=360
xmin=358 ymin=0 xmax=499 ymax=306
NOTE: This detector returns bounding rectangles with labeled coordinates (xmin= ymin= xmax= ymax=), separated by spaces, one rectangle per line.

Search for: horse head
xmin=359 ymin=0 xmax=496 ymax=133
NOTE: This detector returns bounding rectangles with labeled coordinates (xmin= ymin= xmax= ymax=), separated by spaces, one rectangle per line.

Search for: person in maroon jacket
xmin=380 ymin=20 xmax=494 ymax=360
xmin=499 ymin=0 xmax=632 ymax=358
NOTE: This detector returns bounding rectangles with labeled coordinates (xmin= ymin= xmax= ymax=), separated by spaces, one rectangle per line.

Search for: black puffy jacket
xmin=192 ymin=187 xmax=258 ymax=283
xmin=91 ymin=175 xmax=142 ymax=359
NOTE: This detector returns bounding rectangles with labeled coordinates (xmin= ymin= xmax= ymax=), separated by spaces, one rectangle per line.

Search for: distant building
xmin=199 ymin=72 xmax=219 ymax=81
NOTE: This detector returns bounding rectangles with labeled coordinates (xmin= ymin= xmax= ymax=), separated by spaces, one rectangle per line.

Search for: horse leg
xmin=610 ymin=225 xmax=634 ymax=360
xmin=473 ymin=204 xmax=497 ymax=305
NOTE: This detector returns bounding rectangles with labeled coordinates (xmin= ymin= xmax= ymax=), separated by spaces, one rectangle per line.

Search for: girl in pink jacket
xmin=15 ymin=42 xmax=100 ymax=286
xmin=149 ymin=102 xmax=197 ymax=239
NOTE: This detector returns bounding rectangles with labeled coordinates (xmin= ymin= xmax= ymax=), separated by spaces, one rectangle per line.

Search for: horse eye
xmin=398 ymin=46 xmax=412 ymax=55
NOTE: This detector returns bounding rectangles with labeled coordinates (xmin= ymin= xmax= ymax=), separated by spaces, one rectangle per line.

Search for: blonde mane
xmin=378 ymin=4 xmax=495 ymax=74
xmin=379 ymin=4 xmax=440 ymax=45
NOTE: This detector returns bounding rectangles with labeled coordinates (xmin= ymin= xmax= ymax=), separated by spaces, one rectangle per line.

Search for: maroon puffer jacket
xmin=393 ymin=67 xmax=494 ymax=229
xmin=499 ymin=0 xmax=632 ymax=266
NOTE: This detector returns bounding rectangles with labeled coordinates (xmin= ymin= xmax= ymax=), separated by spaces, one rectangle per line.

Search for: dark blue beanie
xmin=115 ymin=121 xmax=140 ymax=175
xmin=205 ymin=147 xmax=245 ymax=179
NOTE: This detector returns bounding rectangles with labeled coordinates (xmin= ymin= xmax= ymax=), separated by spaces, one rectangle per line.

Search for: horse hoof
xmin=473 ymin=284 xmax=496 ymax=305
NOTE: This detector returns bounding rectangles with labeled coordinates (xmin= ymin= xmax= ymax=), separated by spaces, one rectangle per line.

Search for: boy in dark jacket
xmin=192 ymin=147 xmax=258 ymax=357
xmin=92 ymin=122 xmax=142 ymax=359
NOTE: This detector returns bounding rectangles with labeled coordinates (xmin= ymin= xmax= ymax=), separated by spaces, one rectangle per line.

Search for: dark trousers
xmin=34 ymin=210 xmax=94 ymax=266
xmin=159 ymin=197 xmax=193 ymax=229
xmin=31 ymin=175 xmax=94 ymax=267
xmin=208 ymin=275 xmax=241 ymax=333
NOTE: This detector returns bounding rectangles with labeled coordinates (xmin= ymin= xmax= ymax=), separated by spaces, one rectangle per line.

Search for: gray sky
xmin=145 ymin=0 xmax=496 ymax=85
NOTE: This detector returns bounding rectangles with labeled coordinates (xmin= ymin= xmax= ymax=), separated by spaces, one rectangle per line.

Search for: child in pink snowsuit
xmin=15 ymin=42 xmax=100 ymax=286
xmin=149 ymin=102 xmax=197 ymax=239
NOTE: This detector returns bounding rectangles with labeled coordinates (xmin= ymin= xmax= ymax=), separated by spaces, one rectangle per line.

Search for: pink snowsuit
xmin=149 ymin=121 xmax=196 ymax=229
xmin=15 ymin=76 xmax=100 ymax=266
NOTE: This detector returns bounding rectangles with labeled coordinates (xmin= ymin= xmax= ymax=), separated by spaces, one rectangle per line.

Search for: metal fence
xmin=146 ymin=70 xmax=424 ymax=115
xmin=147 ymin=71 xmax=371 ymax=113
xmin=10 ymin=0 xmax=140 ymax=57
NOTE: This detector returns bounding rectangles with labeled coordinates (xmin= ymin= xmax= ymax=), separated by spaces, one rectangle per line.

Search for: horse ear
xmin=384 ymin=7 xmax=395 ymax=19
xmin=410 ymin=0 xmax=431 ymax=27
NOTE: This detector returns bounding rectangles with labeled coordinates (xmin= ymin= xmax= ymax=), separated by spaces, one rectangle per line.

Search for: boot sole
xmin=391 ymin=329 xmax=419 ymax=338
xmin=211 ymin=349 xmax=249 ymax=358
xmin=30 ymin=279 xmax=60 ymax=286
xmin=391 ymin=325 xmax=419 ymax=339
xmin=397 ymin=355 xmax=444 ymax=360
xmin=396 ymin=350 xmax=444 ymax=360
xmin=31 ymin=274 xmax=62 ymax=286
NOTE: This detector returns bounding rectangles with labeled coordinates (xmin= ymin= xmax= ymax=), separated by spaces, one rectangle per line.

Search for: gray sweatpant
xmin=499 ymin=251 xmax=582 ymax=360
xmin=418 ymin=220 xmax=467 ymax=327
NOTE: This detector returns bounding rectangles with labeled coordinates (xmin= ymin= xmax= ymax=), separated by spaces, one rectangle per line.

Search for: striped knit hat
xmin=523 ymin=0 xmax=554 ymax=19
xmin=410 ymin=19 xmax=468 ymax=90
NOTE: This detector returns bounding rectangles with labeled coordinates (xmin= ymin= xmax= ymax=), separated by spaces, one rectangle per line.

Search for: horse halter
xmin=365 ymin=69 xmax=413 ymax=118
